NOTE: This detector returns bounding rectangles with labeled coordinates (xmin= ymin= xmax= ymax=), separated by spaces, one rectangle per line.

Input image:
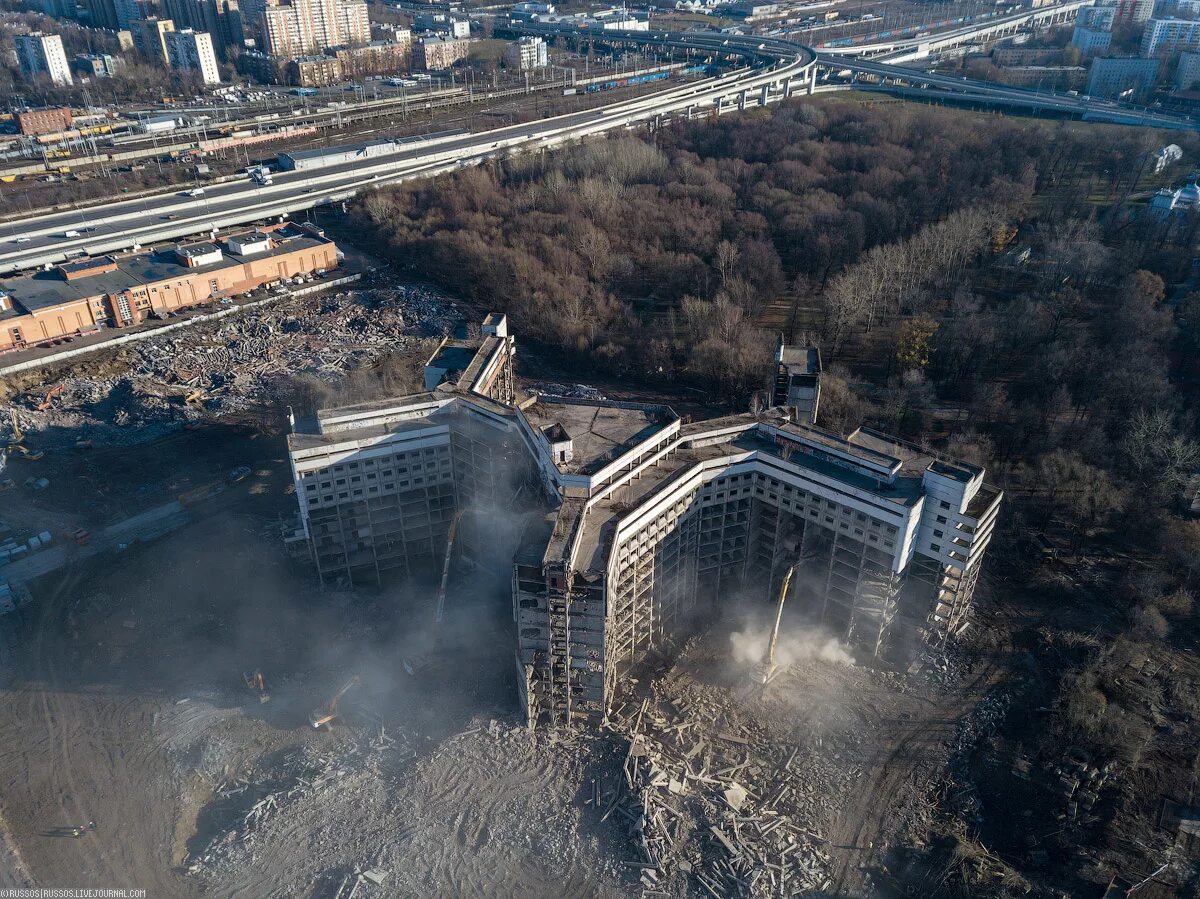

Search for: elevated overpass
xmin=0 ymin=10 xmax=1194 ymax=276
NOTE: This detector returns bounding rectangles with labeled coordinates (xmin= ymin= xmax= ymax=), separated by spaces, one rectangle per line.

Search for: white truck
xmin=247 ymin=165 xmax=273 ymax=186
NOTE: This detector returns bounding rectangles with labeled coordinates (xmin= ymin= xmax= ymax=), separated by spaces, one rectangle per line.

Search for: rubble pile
xmin=6 ymin=281 xmax=457 ymax=449
xmin=600 ymin=667 xmax=843 ymax=895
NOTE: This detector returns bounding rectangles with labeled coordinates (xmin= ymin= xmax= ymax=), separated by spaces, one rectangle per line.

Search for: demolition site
xmin=0 ymin=282 xmax=1014 ymax=899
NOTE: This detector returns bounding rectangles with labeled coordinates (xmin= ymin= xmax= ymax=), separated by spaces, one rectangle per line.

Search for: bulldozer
xmin=243 ymin=669 xmax=270 ymax=704
xmin=309 ymin=676 xmax=360 ymax=729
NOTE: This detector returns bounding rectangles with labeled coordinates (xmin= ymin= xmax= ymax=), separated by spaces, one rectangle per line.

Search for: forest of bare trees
xmin=355 ymin=96 xmax=1200 ymax=897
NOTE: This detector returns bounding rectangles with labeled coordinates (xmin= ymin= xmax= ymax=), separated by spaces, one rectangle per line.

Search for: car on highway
xmin=185 ymin=188 xmax=206 ymax=197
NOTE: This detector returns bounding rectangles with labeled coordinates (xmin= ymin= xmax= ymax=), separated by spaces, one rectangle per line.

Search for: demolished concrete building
xmin=286 ymin=316 xmax=1002 ymax=728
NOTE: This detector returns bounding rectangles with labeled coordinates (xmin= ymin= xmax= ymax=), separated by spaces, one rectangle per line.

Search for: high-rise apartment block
xmin=14 ymin=32 xmax=73 ymax=85
xmin=287 ymin=318 xmax=1003 ymax=730
xmin=166 ymin=29 xmax=222 ymax=82
xmin=261 ymin=0 xmax=369 ymax=58
xmin=1141 ymin=17 xmax=1200 ymax=56
xmin=132 ymin=17 xmax=176 ymax=63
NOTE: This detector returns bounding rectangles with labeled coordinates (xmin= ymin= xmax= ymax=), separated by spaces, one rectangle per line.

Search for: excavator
xmin=34 ymin=383 xmax=64 ymax=411
xmin=7 ymin=410 xmax=43 ymax=461
xmin=753 ymin=564 xmax=796 ymax=686
xmin=403 ymin=512 xmax=462 ymax=676
xmin=243 ymin=669 xmax=270 ymax=704
xmin=309 ymin=676 xmax=360 ymax=729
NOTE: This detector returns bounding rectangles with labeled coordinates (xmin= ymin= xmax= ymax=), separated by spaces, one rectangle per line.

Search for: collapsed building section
xmin=287 ymin=317 xmax=1002 ymax=729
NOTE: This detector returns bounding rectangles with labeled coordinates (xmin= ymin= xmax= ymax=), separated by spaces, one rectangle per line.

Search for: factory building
xmin=287 ymin=319 xmax=1002 ymax=730
xmin=0 ymin=224 xmax=337 ymax=353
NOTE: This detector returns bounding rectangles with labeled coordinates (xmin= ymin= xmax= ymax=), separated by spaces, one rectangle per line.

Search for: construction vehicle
xmin=70 ymin=528 xmax=91 ymax=546
xmin=753 ymin=564 xmax=796 ymax=686
xmin=34 ymin=384 xmax=64 ymax=411
xmin=243 ymin=669 xmax=270 ymax=703
xmin=184 ymin=389 xmax=206 ymax=406
xmin=309 ymin=676 xmax=360 ymax=728
xmin=6 ymin=411 xmax=43 ymax=460
xmin=404 ymin=513 xmax=462 ymax=676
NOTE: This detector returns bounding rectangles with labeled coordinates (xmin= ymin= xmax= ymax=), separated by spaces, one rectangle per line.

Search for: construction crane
xmin=309 ymin=676 xmax=360 ymax=729
xmin=754 ymin=564 xmax=796 ymax=686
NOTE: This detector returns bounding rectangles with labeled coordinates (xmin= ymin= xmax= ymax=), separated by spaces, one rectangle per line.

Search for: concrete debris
xmin=4 ymin=275 xmax=457 ymax=451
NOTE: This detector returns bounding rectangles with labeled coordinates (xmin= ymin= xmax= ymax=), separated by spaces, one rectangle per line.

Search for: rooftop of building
xmin=0 ymin=228 xmax=331 ymax=317
xmin=777 ymin=344 xmax=820 ymax=374
xmin=522 ymin=396 xmax=676 ymax=475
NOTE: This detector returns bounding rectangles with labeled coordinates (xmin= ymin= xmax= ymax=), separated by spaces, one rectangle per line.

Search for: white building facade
xmin=14 ymin=32 xmax=73 ymax=84
xmin=166 ymin=29 xmax=222 ymax=83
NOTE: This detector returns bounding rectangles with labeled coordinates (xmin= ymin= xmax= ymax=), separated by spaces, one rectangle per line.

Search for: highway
xmin=0 ymin=29 xmax=815 ymax=274
xmin=0 ymin=11 xmax=1193 ymax=274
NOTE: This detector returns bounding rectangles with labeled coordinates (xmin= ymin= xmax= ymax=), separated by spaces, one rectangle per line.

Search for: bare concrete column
xmin=781 ymin=76 xmax=792 ymax=98
xmin=738 ymin=89 xmax=747 ymax=111
xmin=807 ymin=69 xmax=816 ymax=95
xmin=760 ymin=83 xmax=770 ymax=106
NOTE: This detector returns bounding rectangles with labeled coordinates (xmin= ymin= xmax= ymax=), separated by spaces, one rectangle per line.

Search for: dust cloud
xmin=729 ymin=626 xmax=855 ymax=668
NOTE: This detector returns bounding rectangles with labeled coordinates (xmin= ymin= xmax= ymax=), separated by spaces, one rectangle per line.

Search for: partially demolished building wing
xmin=287 ymin=316 xmax=1002 ymax=728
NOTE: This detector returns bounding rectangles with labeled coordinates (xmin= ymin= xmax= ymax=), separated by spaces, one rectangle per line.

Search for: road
xmin=0 ymin=9 xmax=1192 ymax=277
xmin=0 ymin=31 xmax=816 ymax=275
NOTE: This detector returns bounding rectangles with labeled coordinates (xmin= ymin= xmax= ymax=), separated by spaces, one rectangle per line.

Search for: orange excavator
xmin=35 ymin=384 xmax=64 ymax=411
xmin=309 ymin=676 xmax=360 ymax=729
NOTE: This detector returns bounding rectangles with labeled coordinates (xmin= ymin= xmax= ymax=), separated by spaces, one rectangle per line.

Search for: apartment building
xmin=1087 ymin=56 xmax=1159 ymax=97
xmin=505 ymin=35 xmax=548 ymax=71
xmin=0 ymin=224 xmax=337 ymax=353
xmin=1141 ymin=17 xmax=1200 ymax=56
xmin=261 ymin=0 xmax=369 ymax=58
xmin=1071 ymin=26 xmax=1112 ymax=55
xmin=1096 ymin=0 xmax=1153 ymax=25
xmin=1178 ymin=50 xmax=1200 ymax=89
xmin=162 ymin=0 xmax=245 ymax=55
xmin=14 ymin=32 xmax=73 ymax=85
xmin=73 ymin=52 xmax=124 ymax=77
xmin=166 ymin=29 xmax=222 ymax=83
xmin=287 ymin=322 xmax=1003 ymax=730
xmin=333 ymin=38 xmax=412 ymax=77
xmin=132 ymin=17 xmax=176 ymax=63
xmin=414 ymin=35 xmax=470 ymax=70
xmin=287 ymin=53 xmax=342 ymax=85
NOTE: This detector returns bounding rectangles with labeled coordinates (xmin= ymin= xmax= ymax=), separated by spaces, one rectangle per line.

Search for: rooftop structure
xmin=0 ymin=223 xmax=337 ymax=352
xmin=287 ymin=317 xmax=1003 ymax=731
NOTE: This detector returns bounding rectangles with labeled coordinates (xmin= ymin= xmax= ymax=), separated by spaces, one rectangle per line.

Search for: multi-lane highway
xmin=0 ymin=29 xmax=815 ymax=274
xmin=0 ymin=13 xmax=1193 ymax=274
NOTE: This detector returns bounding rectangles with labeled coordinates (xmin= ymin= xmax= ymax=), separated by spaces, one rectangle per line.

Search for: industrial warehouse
xmin=286 ymin=316 xmax=1002 ymax=729
xmin=0 ymin=222 xmax=338 ymax=352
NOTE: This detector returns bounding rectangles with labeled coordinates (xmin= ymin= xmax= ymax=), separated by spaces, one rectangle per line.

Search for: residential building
xmin=86 ymin=0 xmax=121 ymax=30
xmin=414 ymin=35 xmax=470 ymax=69
xmin=1096 ymin=0 xmax=1154 ymax=25
xmin=1178 ymin=49 xmax=1200 ymax=88
xmin=132 ymin=17 xmax=176 ymax=63
xmin=162 ymin=0 xmax=243 ymax=54
xmin=505 ymin=35 xmax=548 ymax=71
xmin=14 ymin=33 xmax=74 ymax=85
xmin=1087 ymin=56 xmax=1159 ymax=97
xmin=113 ymin=0 xmax=151 ymax=28
xmin=15 ymin=107 xmax=73 ymax=136
xmin=1141 ymin=17 xmax=1200 ymax=56
xmin=1001 ymin=65 xmax=1087 ymax=89
xmin=286 ymin=52 xmax=342 ymax=85
xmin=1071 ymin=26 xmax=1112 ymax=54
xmin=333 ymin=39 xmax=412 ymax=77
xmin=992 ymin=47 xmax=1061 ymax=66
xmin=286 ymin=324 xmax=1002 ymax=730
xmin=166 ymin=29 xmax=222 ymax=83
xmin=261 ymin=0 xmax=369 ymax=58
xmin=73 ymin=52 xmax=124 ymax=77
xmin=0 ymin=224 xmax=337 ymax=353
xmin=1076 ymin=5 xmax=1116 ymax=28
